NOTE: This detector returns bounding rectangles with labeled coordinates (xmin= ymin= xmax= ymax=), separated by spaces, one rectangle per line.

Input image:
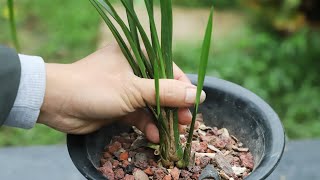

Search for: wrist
xmin=38 ymin=63 xmax=71 ymax=125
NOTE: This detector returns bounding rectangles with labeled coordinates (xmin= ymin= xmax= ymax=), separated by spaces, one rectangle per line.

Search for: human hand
xmin=38 ymin=44 xmax=206 ymax=143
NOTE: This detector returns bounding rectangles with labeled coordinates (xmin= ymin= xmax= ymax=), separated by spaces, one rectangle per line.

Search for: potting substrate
xmin=98 ymin=114 xmax=254 ymax=180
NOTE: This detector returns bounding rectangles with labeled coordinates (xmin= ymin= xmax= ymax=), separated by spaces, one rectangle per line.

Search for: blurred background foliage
xmin=0 ymin=0 xmax=319 ymax=146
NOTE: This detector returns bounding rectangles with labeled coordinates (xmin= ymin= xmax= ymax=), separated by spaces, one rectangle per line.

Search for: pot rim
xmin=67 ymin=75 xmax=285 ymax=180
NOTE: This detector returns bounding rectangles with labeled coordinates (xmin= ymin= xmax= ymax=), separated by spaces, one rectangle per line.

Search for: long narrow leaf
xmin=97 ymin=0 xmax=148 ymax=78
xmin=160 ymin=0 xmax=173 ymax=79
xmin=89 ymin=0 xmax=140 ymax=76
xmin=7 ymin=0 xmax=20 ymax=51
xmin=120 ymin=0 xmax=160 ymax=77
xmin=183 ymin=7 xmax=214 ymax=166
xmin=125 ymin=0 xmax=139 ymax=45
xmin=123 ymin=0 xmax=153 ymax=77
xmin=145 ymin=0 xmax=166 ymax=78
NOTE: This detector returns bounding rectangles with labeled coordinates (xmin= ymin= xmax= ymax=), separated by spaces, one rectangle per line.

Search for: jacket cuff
xmin=4 ymin=54 xmax=46 ymax=129
xmin=0 ymin=46 xmax=21 ymax=126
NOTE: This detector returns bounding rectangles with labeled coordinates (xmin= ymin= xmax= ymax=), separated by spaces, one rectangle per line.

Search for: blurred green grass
xmin=0 ymin=0 xmax=100 ymax=146
xmin=0 ymin=0 xmax=319 ymax=147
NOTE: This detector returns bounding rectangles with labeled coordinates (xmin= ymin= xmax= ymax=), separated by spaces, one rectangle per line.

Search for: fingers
xmin=121 ymin=109 xmax=159 ymax=143
xmin=135 ymin=78 xmax=206 ymax=108
xmin=178 ymin=108 xmax=192 ymax=125
xmin=173 ymin=63 xmax=191 ymax=84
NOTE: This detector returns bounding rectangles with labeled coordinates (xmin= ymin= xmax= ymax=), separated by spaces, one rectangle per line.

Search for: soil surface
xmin=99 ymin=114 xmax=253 ymax=180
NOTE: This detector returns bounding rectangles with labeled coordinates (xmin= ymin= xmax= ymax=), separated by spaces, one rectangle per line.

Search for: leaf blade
xmin=183 ymin=7 xmax=214 ymax=167
xmin=160 ymin=0 xmax=173 ymax=79
xmin=98 ymin=0 xmax=148 ymax=78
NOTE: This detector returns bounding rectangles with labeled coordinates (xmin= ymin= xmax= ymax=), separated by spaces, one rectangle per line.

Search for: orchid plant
xmin=89 ymin=0 xmax=213 ymax=168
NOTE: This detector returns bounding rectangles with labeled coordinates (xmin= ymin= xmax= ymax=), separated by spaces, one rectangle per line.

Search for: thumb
xmin=135 ymin=78 xmax=206 ymax=107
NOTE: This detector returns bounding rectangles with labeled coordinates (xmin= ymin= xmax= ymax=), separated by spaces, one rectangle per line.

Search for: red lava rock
xmin=187 ymin=166 xmax=202 ymax=173
xmin=123 ymin=174 xmax=135 ymax=180
xmin=108 ymin=141 xmax=122 ymax=154
xmin=98 ymin=166 xmax=114 ymax=180
xmin=200 ymin=135 xmax=216 ymax=143
xmin=114 ymin=168 xmax=125 ymax=179
xmin=163 ymin=174 xmax=172 ymax=180
xmin=102 ymin=161 xmax=112 ymax=168
xmin=170 ymin=167 xmax=180 ymax=180
xmin=99 ymin=122 xmax=253 ymax=180
xmin=224 ymin=139 xmax=234 ymax=150
xmin=195 ymin=157 xmax=201 ymax=166
xmin=192 ymin=142 xmax=202 ymax=152
xmin=240 ymin=152 xmax=254 ymax=169
xmin=191 ymin=172 xmax=201 ymax=179
xmin=180 ymin=170 xmax=192 ymax=178
xmin=122 ymin=160 xmax=130 ymax=168
xmin=133 ymin=169 xmax=149 ymax=180
xmin=144 ymin=166 xmax=154 ymax=176
xmin=153 ymin=168 xmax=166 ymax=180
xmin=199 ymin=141 xmax=208 ymax=152
xmin=119 ymin=151 xmax=129 ymax=161
xmin=199 ymin=156 xmax=211 ymax=168
xmin=214 ymin=138 xmax=227 ymax=149
xmin=112 ymin=160 xmax=120 ymax=168
xmin=231 ymin=156 xmax=241 ymax=166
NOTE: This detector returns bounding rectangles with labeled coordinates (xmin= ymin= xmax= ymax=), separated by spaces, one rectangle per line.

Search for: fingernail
xmin=185 ymin=88 xmax=207 ymax=104
xmin=185 ymin=87 xmax=197 ymax=104
xmin=200 ymin=90 xmax=206 ymax=103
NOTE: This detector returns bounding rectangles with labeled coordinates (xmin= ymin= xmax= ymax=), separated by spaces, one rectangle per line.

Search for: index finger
xmin=173 ymin=62 xmax=191 ymax=84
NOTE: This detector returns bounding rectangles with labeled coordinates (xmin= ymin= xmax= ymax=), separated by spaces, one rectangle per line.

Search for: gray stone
xmin=199 ymin=164 xmax=220 ymax=180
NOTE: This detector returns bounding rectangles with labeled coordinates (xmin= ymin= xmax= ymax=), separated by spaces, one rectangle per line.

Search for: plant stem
xmin=158 ymin=108 xmax=183 ymax=167
xmin=7 ymin=0 xmax=20 ymax=51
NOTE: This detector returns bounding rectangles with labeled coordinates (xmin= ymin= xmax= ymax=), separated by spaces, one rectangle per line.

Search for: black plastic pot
xmin=67 ymin=75 xmax=285 ymax=180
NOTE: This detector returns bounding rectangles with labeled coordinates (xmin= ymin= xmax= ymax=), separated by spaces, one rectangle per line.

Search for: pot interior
xmin=67 ymin=76 xmax=284 ymax=180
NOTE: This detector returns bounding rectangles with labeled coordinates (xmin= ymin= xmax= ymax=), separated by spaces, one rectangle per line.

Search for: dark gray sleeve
xmin=0 ymin=45 xmax=21 ymax=126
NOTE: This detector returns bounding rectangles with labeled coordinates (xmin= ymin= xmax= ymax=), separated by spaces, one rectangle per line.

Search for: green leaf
xmin=125 ymin=0 xmax=140 ymax=49
xmin=89 ymin=0 xmax=141 ymax=76
xmin=123 ymin=0 xmax=153 ymax=77
xmin=160 ymin=0 xmax=173 ymax=79
xmin=7 ymin=0 xmax=20 ymax=51
xmin=183 ymin=7 xmax=214 ymax=166
xmin=145 ymin=0 xmax=166 ymax=78
xmin=120 ymin=0 xmax=159 ymax=77
xmin=97 ymin=0 xmax=148 ymax=78
xmin=195 ymin=7 xmax=214 ymax=107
